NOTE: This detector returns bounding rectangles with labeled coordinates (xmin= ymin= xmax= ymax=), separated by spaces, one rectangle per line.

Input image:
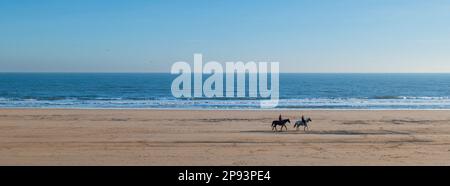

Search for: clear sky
xmin=1 ymin=0 xmax=449 ymax=73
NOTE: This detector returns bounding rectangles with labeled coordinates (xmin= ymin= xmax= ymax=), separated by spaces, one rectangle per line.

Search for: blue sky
xmin=1 ymin=0 xmax=450 ymax=72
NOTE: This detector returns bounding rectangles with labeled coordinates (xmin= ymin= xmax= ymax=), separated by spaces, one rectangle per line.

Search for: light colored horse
xmin=294 ymin=118 xmax=312 ymax=131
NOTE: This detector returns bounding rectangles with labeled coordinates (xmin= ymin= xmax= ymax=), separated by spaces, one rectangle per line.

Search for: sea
xmin=0 ymin=73 xmax=449 ymax=110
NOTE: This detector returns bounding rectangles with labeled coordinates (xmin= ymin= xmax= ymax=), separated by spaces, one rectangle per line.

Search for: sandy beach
xmin=0 ymin=109 xmax=449 ymax=165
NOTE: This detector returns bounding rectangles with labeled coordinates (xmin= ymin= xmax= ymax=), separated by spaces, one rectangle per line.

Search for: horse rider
xmin=301 ymin=115 xmax=306 ymax=124
xmin=279 ymin=114 xmax=282 ymax=121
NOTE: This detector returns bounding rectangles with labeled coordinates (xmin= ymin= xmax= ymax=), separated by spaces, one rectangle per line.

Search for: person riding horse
xmin=294 ymin=115 xmax=312 ymax=131
xmin=273 ymin=114 xmax=289 ymax=132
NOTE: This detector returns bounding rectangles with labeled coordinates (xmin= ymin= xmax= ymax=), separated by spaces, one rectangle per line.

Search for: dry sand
xmin=0 ymin=109 xmax=449 ymax=165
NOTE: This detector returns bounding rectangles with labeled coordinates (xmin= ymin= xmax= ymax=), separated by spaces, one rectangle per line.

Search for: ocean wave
xmin=372 ymin=96 xmax=450 ymax=100
xmin=1 ymin=97 xmax=450 ymax=109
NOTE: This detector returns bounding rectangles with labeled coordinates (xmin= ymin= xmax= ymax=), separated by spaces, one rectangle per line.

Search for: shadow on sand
xmin=240 ymin=130 xmax=410 ymax=135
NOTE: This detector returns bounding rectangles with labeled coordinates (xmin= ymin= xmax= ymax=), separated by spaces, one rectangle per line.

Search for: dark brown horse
xmin=272 ymin=119 xmax=290 ymax=132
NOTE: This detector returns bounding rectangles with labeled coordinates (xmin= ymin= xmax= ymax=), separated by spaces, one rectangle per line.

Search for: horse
xmin=272 ymin=119 xmax=291 ymax=132
xmin=294 ymin=118 xmax=312 ymax=131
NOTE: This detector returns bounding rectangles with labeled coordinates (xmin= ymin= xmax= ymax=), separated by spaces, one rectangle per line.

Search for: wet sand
xmin=0 ymin=109 xmax=449 ymax=165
